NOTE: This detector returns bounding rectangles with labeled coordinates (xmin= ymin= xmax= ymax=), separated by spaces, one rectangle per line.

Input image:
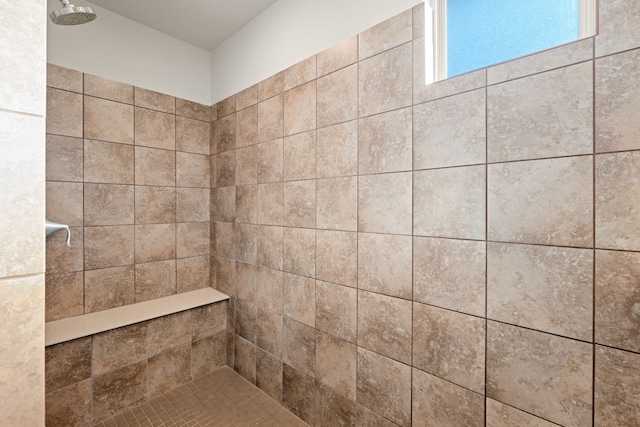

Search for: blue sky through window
xmin=446 ymin=0 xmax=580 ymax=77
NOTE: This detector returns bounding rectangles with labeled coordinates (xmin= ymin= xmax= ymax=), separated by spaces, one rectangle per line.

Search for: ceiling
xmin=86 ymin=0 xmax=279 ymax=51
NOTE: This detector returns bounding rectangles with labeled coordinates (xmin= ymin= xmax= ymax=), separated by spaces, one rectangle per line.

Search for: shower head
xmin=49 ymin=0 xmax=97 ymax=25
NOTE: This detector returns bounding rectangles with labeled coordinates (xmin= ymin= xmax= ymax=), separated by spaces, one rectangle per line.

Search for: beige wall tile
xmin=176 ymin=116 xmax=210 ymax=155
xmin=234 ymin=336 xmax=256 ymax=383
xmin=488 ymin=38 xmax=593 ymax=85
xmin=135 ymin=87 xmax=175 ymax=113
xmin=413 ymin=303 xmax=486 ymax=393
xmin=84 ymin=225 xmax=134 ymax=270
xmin=47 ymin=64 xmax=82 ymax=93
xmin=316 ymin=332 xmax=357 ymax=400
xmin=46 ymin=181 xmax=83 ymax=226
xmin=487 ymin=321 xmax=593 ymax=427
xmin=595 ymin=153 xmax=640 ymax=242
xmin=359 ymin=108 xmax=412 ymax=174
xmin=192 ymin=331 xmax=227 ymax=377
xmin=46 ymin=226 xmax=83 ymax=274
xmin=595 ymin=250 xmax=640 ymax=353
xmin=84 ymin=265 xmax=135 ymax=313
xmin=84 ymin=140 xmax=134 ymax=184
xmin=317 ymin=64 xmax=358 ymax=128
xmin=236 ymin=185 xmax=257 ymax=224
xmin=84 ymin=184 xmax=134 ymax=226
xmin=191 ymin=302 xmax=226 ymax=341
xmin=594 ymin=345 xmax=640 ymax=426
xmin=316 ymin=383 xmax=357 ymax=426
xmin=358 ymin=291 xmax=412 ymax=364
xmin=284 ymin=81 xmax=316 ymax=136
xmin=412 ymin=3 xmax=425 ymax=39
xmin=235 ymin=261 xmax=256 ymax=304
xmin=176 ymin=98 xmax=210 ymax=122
xmin=283 ymin=227 xmax=315 ymax=277
xmin=284 ymin=55 xmax=317 ymax=91
xmin=84 ymin=74 xmax=133 ymax=104
xmin=84 ymin=96 xmax=134 ymax=144
xmin=45 ymin=337 xmax=91 ymax=391
xmin=256 ymin=308 xmax=283 ymax=357
xmin=317 ymin=36 xmax=358 ymax=77
xmin=488 ymin=242 xmax=593 ymax=340
xmin=45 ymin=272 xmax=83 ymax=321
xmin=177 ymin=255 xmax=210 ymax=293
xmin=134 ymin=223 xmax=175 ymax=263
xmin=357 ymin=404 xmax=398 ymax=427
xmin=213 ymin=256 xmax=235 ymax=295
xmin=283 ymin=273 xmax=315 ymax=327
xmin=412 ymin=368 xmax=484 ymax=427
xmin=216 ymin=151 xmax=236 ymax=187
xmin=148 ymin=344 xmax=191 ymax=397
xmin=486 ymin=398 xmax=561 ymax=427
xmin=596 ymin=49 xmax=640 ymax=152
xmin=258 ymin=182 xmax=284 ymax=226
xmin=45 ymin=379 xmax=92 ymax=427
xmin=257 ymin=72 xmax=284 ymax=102
xmin=316 ymin=230 xmax=357 ymax=288
xmin=595 ymin=0 xmax=640 ymax=57
xmin=256 ymin=266 xmax=283 ymax=314
xmin=413 ymin=237 xmax=486 ymax=317
xmin=92 ymin=323 xmax=146 ymax=376
xmin=176 ymin=152 xmax=210 ymax=188
xmin=357 ymin=347 xmax=411 ymax=426
xmin=46 ymin=135 xmax=83 ymax=182
xmin=134 ymin=259 xmax=176 ymax=302
xmin=177 ymin=222 xmax=209 ymax=258
xmin=283 ymin=318 xmax=316 ymax=377
xmin=414 ymin=89 xmax=486 ymax=170
xmin=215 ymin=113 xmax=236 ymax=152
xmin=236 ymin=104 xmax=258 ymax=148
xmin=359 ymin=9 xmax=412 ymax=60
xmin=488 ymin=62 xmax=593 ymax=162
xmin=135 ymin=186 xmax=175 ymax=224
xmin=317 ymin=176 xmax=357 ymax=231
xmin=217 ymin=95 xmax=236 ymax=118
xmin=236 ymin=84 xmax=258 ymax=110
xmin=284 ymin=130 xmax=316 ymax=181
xmin=213 ymin=221 xmax=234 ymax=259
xmin=147 ymin=311 xmax=190 ymax=356
xmin=358 ymin=233 xmax=412 ymax=299
xmin=47 ymin=88 xmax=82 ymax=138
xmin=135 ymin=146 xmax=175 ymax=186
xmin=236 ymin=145 xmax=257 ymax=185
xmin=317 ymin=120 xmax=358 ymax=178
xmin=257 ymin=225 xmax=283 ymax=270
xmin=256 ymin=348 xmax=283 ymax=402
xmin=92 ymin=361 xmax=147 ymax=423
xmin=257 ymin=138 xmax=284 ymax=183
xmin=258 ymin=94 xmax=284 ymax=142
xmin=415 ymin=165 xmax=485 ymax=240
xmin=284 ymin=180 xmax=316 ymax=228
xmin=235 ymin=298 xmax=257 ymax=343
xmin=235 ymin=223 xmax=257 ymax=264
xmin=177 ymin=187 xmax=209 ymax=223
xmin=359 ymin=172 xmax=412 ymax=235
xmin=283 ymin=364 xmax=316 ymax=424
xmin=488 ymin=157 xmax=593 ymax=247
xmin=316 ymin=280 xmax=357 ymax=343
xmin=359 ymin=43 xmax=412 ymax=118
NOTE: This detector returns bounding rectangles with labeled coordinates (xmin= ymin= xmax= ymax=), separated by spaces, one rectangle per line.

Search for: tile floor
xmin=93 ymin=367 xmax=307 ymax=427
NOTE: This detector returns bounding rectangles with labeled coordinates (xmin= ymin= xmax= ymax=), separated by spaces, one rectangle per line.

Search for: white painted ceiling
xmin=86 ymin=0 xmax=279 ymax=51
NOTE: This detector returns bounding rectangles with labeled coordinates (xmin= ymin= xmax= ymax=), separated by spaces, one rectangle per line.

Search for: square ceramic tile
xmin=46 ymin=88 xmax=82 ymax=138
xmin=236 ymin=104 xmax=258 ymax=148
xmin=595 ymin=0 xmax=640 ymax=57
xmin=134 ymin=260 xmax=176 ymax=302
xmin=45 ymin=272 xmax=83 ymax=321
xmin=284 ymin=131 xmax=316 ymax=181
xmin=359 ymin=9 xmax=412 ymax=60
xmin=316 ymin=230 xmax=357 ymax=288
xmin=283 ymin=227 xmax=315 ymax=278
xmin=258 ymin=182 xmax=284 ymax=226
xmin=84 ymin=96 xmax=133 ymax=144
xmin=257 ymin=138 xmax=284 ymax=183
xmin=258 ymin=72 xmax=284 ymax=102
xmin=84 ymin=226 xmax=134 ymax=270
xmin=284 ymin=81 xmax=316 ymax=136
xmin=47 ymin=64 xmax=82 ymax=93
xmin=236 ymin=84 xmax=258 ymax=110
xmin=284 ymin=180 xmax=316 ymax=228
xmin=46 ymin=181 xmax=83 ymax=226
xmin=214 ymin=114 xmax=236 ymax=153
xmin=283 ymin=56 xmax=316 ymax=91
xmin=486 ymin=398 xmax=562 ymax=427
xmin=134 ymin=223 xmax=176 ymax=263
xmin=317 ymin=64 xmax=358 ymax=128
xmin=283 ymin=273 xmax=315 ymax=327
xmin=134 ymin=107 xmax=175 ymax=150
xmin=414 ymin=166 xmax=485 ymax=240
xmin=282 ymin=364 xmax=315 ymax=425
xmin=176 ymin=152 xmax=210 ymax=188
xmin=359 ymin=107 xmax=412 ymax=174
xmin=176 ymin=116 xmax=209 ymax=155
xmin=258 ymin=94 xmax=284 ymax=143
xmin=594 ymin=345 xmax=640 ymax=427
xmin=92 ymin=361 xmax=146 ymax=422
xmin=316 ymin=332 xmax=356 ymax=399
xmin=134 ymin=186 xmax=175 ymax=224
xmin=134 ymin=146 xmax=175 ymax=186
xmin=257 ymin=225 xmax=283 ymax=270
xmin=217 ymin=95 xmax=235 ymax=118
xmin=316 ymin=177 xmax=357 ymax=231
xmin=236 ymin=145 xmax=257 ymax=185
xmin=46 ymin=134 xmax=83 ymax=182
xmin=283 ymin=318 xmax=316 ymax=377
xmin=215 ymin=151 xmax=235 ymax=187
xmin=488 ymin=157 xmax=593 ymax=247
xmin=135 ymin=87 xmax=175 ymax=113
xmin=358 ymin=233 xmax=412 ymax=299
xmin=84 ymin=184 xmax=134 ymax=226
xmin=317 ymin=36 xmax=358 ymax=77
xmin=84 ymin=74 xmax=133 ymax=104
xmin=316 ymin=120 xmax=358 ymax=178
xmin=256 ymin=308 xmax=283 ymax=357
xmin=84 ymin=140 xmax=134 ymax=184
xmin=359 ymin=172 xmax=412 ymax=235
xmin=315 ymin=280 xmax=357 ymax=343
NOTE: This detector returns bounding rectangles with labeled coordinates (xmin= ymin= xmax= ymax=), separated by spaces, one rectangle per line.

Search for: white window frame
xmin=425 ymin=0 xmax=596 ymax=84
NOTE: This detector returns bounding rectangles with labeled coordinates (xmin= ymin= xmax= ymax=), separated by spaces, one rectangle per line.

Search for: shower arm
xmin=45 ymin=219 xmax=71 ymax=247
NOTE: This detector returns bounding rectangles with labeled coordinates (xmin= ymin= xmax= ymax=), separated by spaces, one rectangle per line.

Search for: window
xmin=425 ymin=0 xmax=596 ymax=82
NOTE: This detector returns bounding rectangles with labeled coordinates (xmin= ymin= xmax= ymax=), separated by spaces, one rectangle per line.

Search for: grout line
xmin=591 ymin=44 xmax=597 ymax=427
xmin=484 ymin=73 xmax=489 ymax=427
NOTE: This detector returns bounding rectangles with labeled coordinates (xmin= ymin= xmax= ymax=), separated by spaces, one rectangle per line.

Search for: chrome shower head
xmin=49 ymin=0 xmax=97 ymax=25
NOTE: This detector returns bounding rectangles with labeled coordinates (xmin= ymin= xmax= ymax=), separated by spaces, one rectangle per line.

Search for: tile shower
xmin=44 ymin=0 xmax=640 ymax=426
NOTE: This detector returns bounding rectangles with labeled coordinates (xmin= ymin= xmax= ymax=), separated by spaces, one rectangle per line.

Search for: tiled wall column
xmin=212 ymin=0 xmax=640 ymax=426
xmin=0 ymin=0 xmax=47 ymax=425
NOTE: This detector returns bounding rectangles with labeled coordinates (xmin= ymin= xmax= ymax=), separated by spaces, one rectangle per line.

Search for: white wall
xmin=47 ymin=0 xmax=212 ymax=105
xmin=210 ymin=0 xmax=422 ymax=103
